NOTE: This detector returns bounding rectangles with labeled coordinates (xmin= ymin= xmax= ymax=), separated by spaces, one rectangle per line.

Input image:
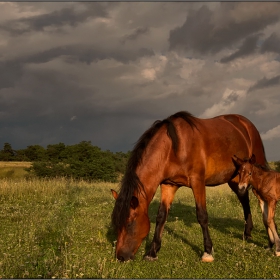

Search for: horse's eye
xmin=249 ymin=172 xmax=252 ymax=176
xmin=127 ymin=220 xmax=134 ymax=230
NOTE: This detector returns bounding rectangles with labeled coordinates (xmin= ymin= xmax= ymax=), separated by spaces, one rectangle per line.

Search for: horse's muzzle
xmin=116 ymin=249 xmax=135 ymax=262
xmin=238 ymin=184 xmax=247 ymax=194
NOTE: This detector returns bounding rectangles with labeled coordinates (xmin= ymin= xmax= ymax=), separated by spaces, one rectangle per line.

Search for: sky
xmin=1 ymin=2 xmax=280 ymax=161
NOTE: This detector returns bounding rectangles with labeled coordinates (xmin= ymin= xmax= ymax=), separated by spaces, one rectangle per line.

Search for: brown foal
xmin=233 ymin=154 xmax=280 ymax=256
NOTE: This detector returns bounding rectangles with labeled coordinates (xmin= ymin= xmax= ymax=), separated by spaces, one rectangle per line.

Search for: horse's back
xmin=173 ymin=113 xmax=267 ymax=185
xmin=201 ymin=114 xmax=266 ymax=164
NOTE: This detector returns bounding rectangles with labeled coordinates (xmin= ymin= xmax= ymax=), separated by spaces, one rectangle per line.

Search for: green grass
xmin=0 ymin=178 xmax=280 ymax=278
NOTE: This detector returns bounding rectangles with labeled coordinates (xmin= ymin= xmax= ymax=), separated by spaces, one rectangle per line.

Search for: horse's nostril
xmin=130 ymin=255 xmax=135 ymax=260
xmin=118 ymin=255 xmax=125 ymax=262
xmin=117 ymin=251 xmax=134 ymax=262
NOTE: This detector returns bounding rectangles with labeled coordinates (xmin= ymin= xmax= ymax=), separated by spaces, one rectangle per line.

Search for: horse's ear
xmin=232 ymin=155 xmax=244 ymax=166
xmin=111 ymin=189 xmax=118 ymax=200
xmin=249 ymin=154 xmax=256 ymax=164
xmin=130 ymin=196 xmax=139 ymax=210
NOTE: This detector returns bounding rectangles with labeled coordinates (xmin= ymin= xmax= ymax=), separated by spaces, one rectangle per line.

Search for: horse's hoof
xmin=265 ymin=246 xmax=273 ymax=251
xmin=143 ymin=255 xmax=158 ymax=261
xmin=275 ymin=251 xmax=280 ymax=257
xmin=201 ymin=252 xmax=214 ymax=262
xmin=243 ymin=234 xmax=252 ymax=241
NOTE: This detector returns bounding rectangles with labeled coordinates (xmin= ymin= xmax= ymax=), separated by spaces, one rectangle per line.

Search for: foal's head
xmin=232 ymin=154 xmax=256 ymax=193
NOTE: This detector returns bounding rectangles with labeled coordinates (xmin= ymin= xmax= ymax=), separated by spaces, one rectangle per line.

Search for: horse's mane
xmin=111 ymin=111 xmax=197 ymax=231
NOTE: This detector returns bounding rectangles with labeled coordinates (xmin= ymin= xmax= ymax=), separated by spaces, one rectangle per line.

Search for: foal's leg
xmin=266 ymin=200 xmax=280 ymax=255
xmin=144 ymin=184 xmax=179 ymax=261
xmin=258 ymin=198 xmax=275 ymax=249
xmin=228 ymin=181 xmax=253 ymax=240
xmin=191 ymin=179 xmax=213 ymax=262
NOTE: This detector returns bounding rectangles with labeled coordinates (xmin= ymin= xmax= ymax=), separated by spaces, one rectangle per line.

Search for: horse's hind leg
xmin=266 ymin=200 xmax=280 ymax=255
xmin=228 ymin=181 xmax=253 ymax=240
xmin=144 ymin=184 xmax=178 ymax=261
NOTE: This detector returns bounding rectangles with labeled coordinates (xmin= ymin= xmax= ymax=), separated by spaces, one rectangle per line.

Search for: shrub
xmin=27 ymin=141 xmax=119 ymax=182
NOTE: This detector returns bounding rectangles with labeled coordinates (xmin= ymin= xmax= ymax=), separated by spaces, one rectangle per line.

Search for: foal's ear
xmin=130 ymin=196 xmax=139 ymax=210
xmin=232 ymin=155 xmax=244 ymax=166
xmin=111 ymin=189 xmax=118 ymax=200
xmin=249 ymin=154 xmax=256 ymax=164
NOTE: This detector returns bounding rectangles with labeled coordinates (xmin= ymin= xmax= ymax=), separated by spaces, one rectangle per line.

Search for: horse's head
xmin=111 ymin=189 xmax=150 ymax=261
xmin=232 ymin=154 xmax=256 ymax=193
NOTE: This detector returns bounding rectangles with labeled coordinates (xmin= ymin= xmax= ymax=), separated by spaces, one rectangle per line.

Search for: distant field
xmin=1 ymin=178 xmax=280 ymax=278
xmin=0 ymin=161 xmax=31 ymax=168
xmin=0 ymin=161 xmax=31 ymax=179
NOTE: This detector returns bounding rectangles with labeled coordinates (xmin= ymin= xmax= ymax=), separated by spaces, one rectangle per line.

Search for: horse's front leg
xmin=191 ymin=178 xmax=214 ymax=262
xmin=144 ymin=184 xmax=178 ymax=261
xmin=266 ymin=200 xmax=280 ymax=256
xmin=228 ymin=181 xmax=253 ymax=240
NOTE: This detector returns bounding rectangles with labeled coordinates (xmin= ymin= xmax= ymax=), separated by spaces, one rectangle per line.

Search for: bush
xmin=274 ymin=161 xmax=280 ymax=172
xmin=27 ymin=141 xmax=121 ymax=182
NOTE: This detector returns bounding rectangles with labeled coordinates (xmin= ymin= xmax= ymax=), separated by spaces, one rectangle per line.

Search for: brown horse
xmin=233 ymin=154 xmax=280 ymax=256
xmin=111 ymin=111 xmax=267 ymax=262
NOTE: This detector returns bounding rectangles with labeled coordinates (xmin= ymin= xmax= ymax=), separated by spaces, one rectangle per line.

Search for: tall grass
xmin=0 ymin=178 xmax=280 ymax=278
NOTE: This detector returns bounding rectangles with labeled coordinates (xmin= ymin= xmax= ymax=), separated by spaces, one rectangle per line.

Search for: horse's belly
xmin=204 ymin=157 xmax=235 ymax=185
xmin=205 ymin=170 xmax=234 ymax=186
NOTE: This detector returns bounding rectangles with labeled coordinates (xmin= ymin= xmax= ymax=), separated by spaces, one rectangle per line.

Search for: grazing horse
xmin=111 ymin=111 xmax=267 ymax=262
xmin=233 ymin=154 xmax=280 ymax=256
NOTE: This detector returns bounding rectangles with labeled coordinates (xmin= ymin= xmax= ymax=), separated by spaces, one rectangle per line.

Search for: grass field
xmin=0 ymin=161 xmax=31 ymax=179
xmin=1 ymin=174 xmax=280 ymax=279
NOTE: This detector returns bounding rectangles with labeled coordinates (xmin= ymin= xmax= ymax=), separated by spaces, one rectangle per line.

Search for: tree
xmin=46 ymin=143 xmax=66 ymax=162
xmin=24 ymin=145 xmax=47 ymax=161
xmin=14 ymin=149 xmax=30 ymax=161
xmin=113 ymin=151 xmax=130 ymax=174
xmin=0 ymin=143 xmax=15 ymax=161
xmin=28 ymin=141 xmax=119 ymax=182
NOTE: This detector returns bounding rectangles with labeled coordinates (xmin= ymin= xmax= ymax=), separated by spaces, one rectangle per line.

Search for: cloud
xmin=0 ymin=45 xmax=155 ymax=90
xmin=0 ymin=2 xmax=280 ymax=161
xmin=248 ymin=75 xmax=280 ymax=93
xmin=168 ymin=3 xmax=280 ymax=55
xmin=261 ymin=32 xmax=280 ymax=54
xmin=261 ymin=125 xmax=280 ymax=140
xmin=24 ymin=45 xmax=155 ymax=65
xmin=0 ymin=3 xmax=108 ymax=35
xmin=121 ymin=27 xmax=149 ymax=44
xmin=220 ymin=34 xmax=261 ymax=63
xmin=200 ymin=89 xmax=245 ymax=118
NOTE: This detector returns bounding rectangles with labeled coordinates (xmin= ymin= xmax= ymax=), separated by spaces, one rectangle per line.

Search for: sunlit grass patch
xmin=0 ymin=161 xmax=31 ymax=179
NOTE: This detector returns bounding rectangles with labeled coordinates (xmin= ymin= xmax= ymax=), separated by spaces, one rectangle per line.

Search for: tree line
xmin=0 ymin=142 xmax=130 ymax=182
xmin=2 ymin=142 xmax=280 ymax=182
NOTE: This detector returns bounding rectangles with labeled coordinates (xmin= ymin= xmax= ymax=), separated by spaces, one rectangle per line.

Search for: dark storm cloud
xmin=0 ymin=45 xmax=154 ymax=89
xmin=220 ymin=34 xmax=261 ymax=63
xmin=248 ymin=75 xmax=280 ymax=93
xmin=261 ymin=32 xmax=280 ymax=54
xmin=0 ymin=4 xmax=108 ymax=35
xmin=168 ymin=4 xmax=280 ymax=55
xmin=0 ymin=61 xmax=24 ymax=89
xmin=121 ymin=27 xmax=150 ymax=44
xmin=25 ymin=45 xmax=155 ymax=65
